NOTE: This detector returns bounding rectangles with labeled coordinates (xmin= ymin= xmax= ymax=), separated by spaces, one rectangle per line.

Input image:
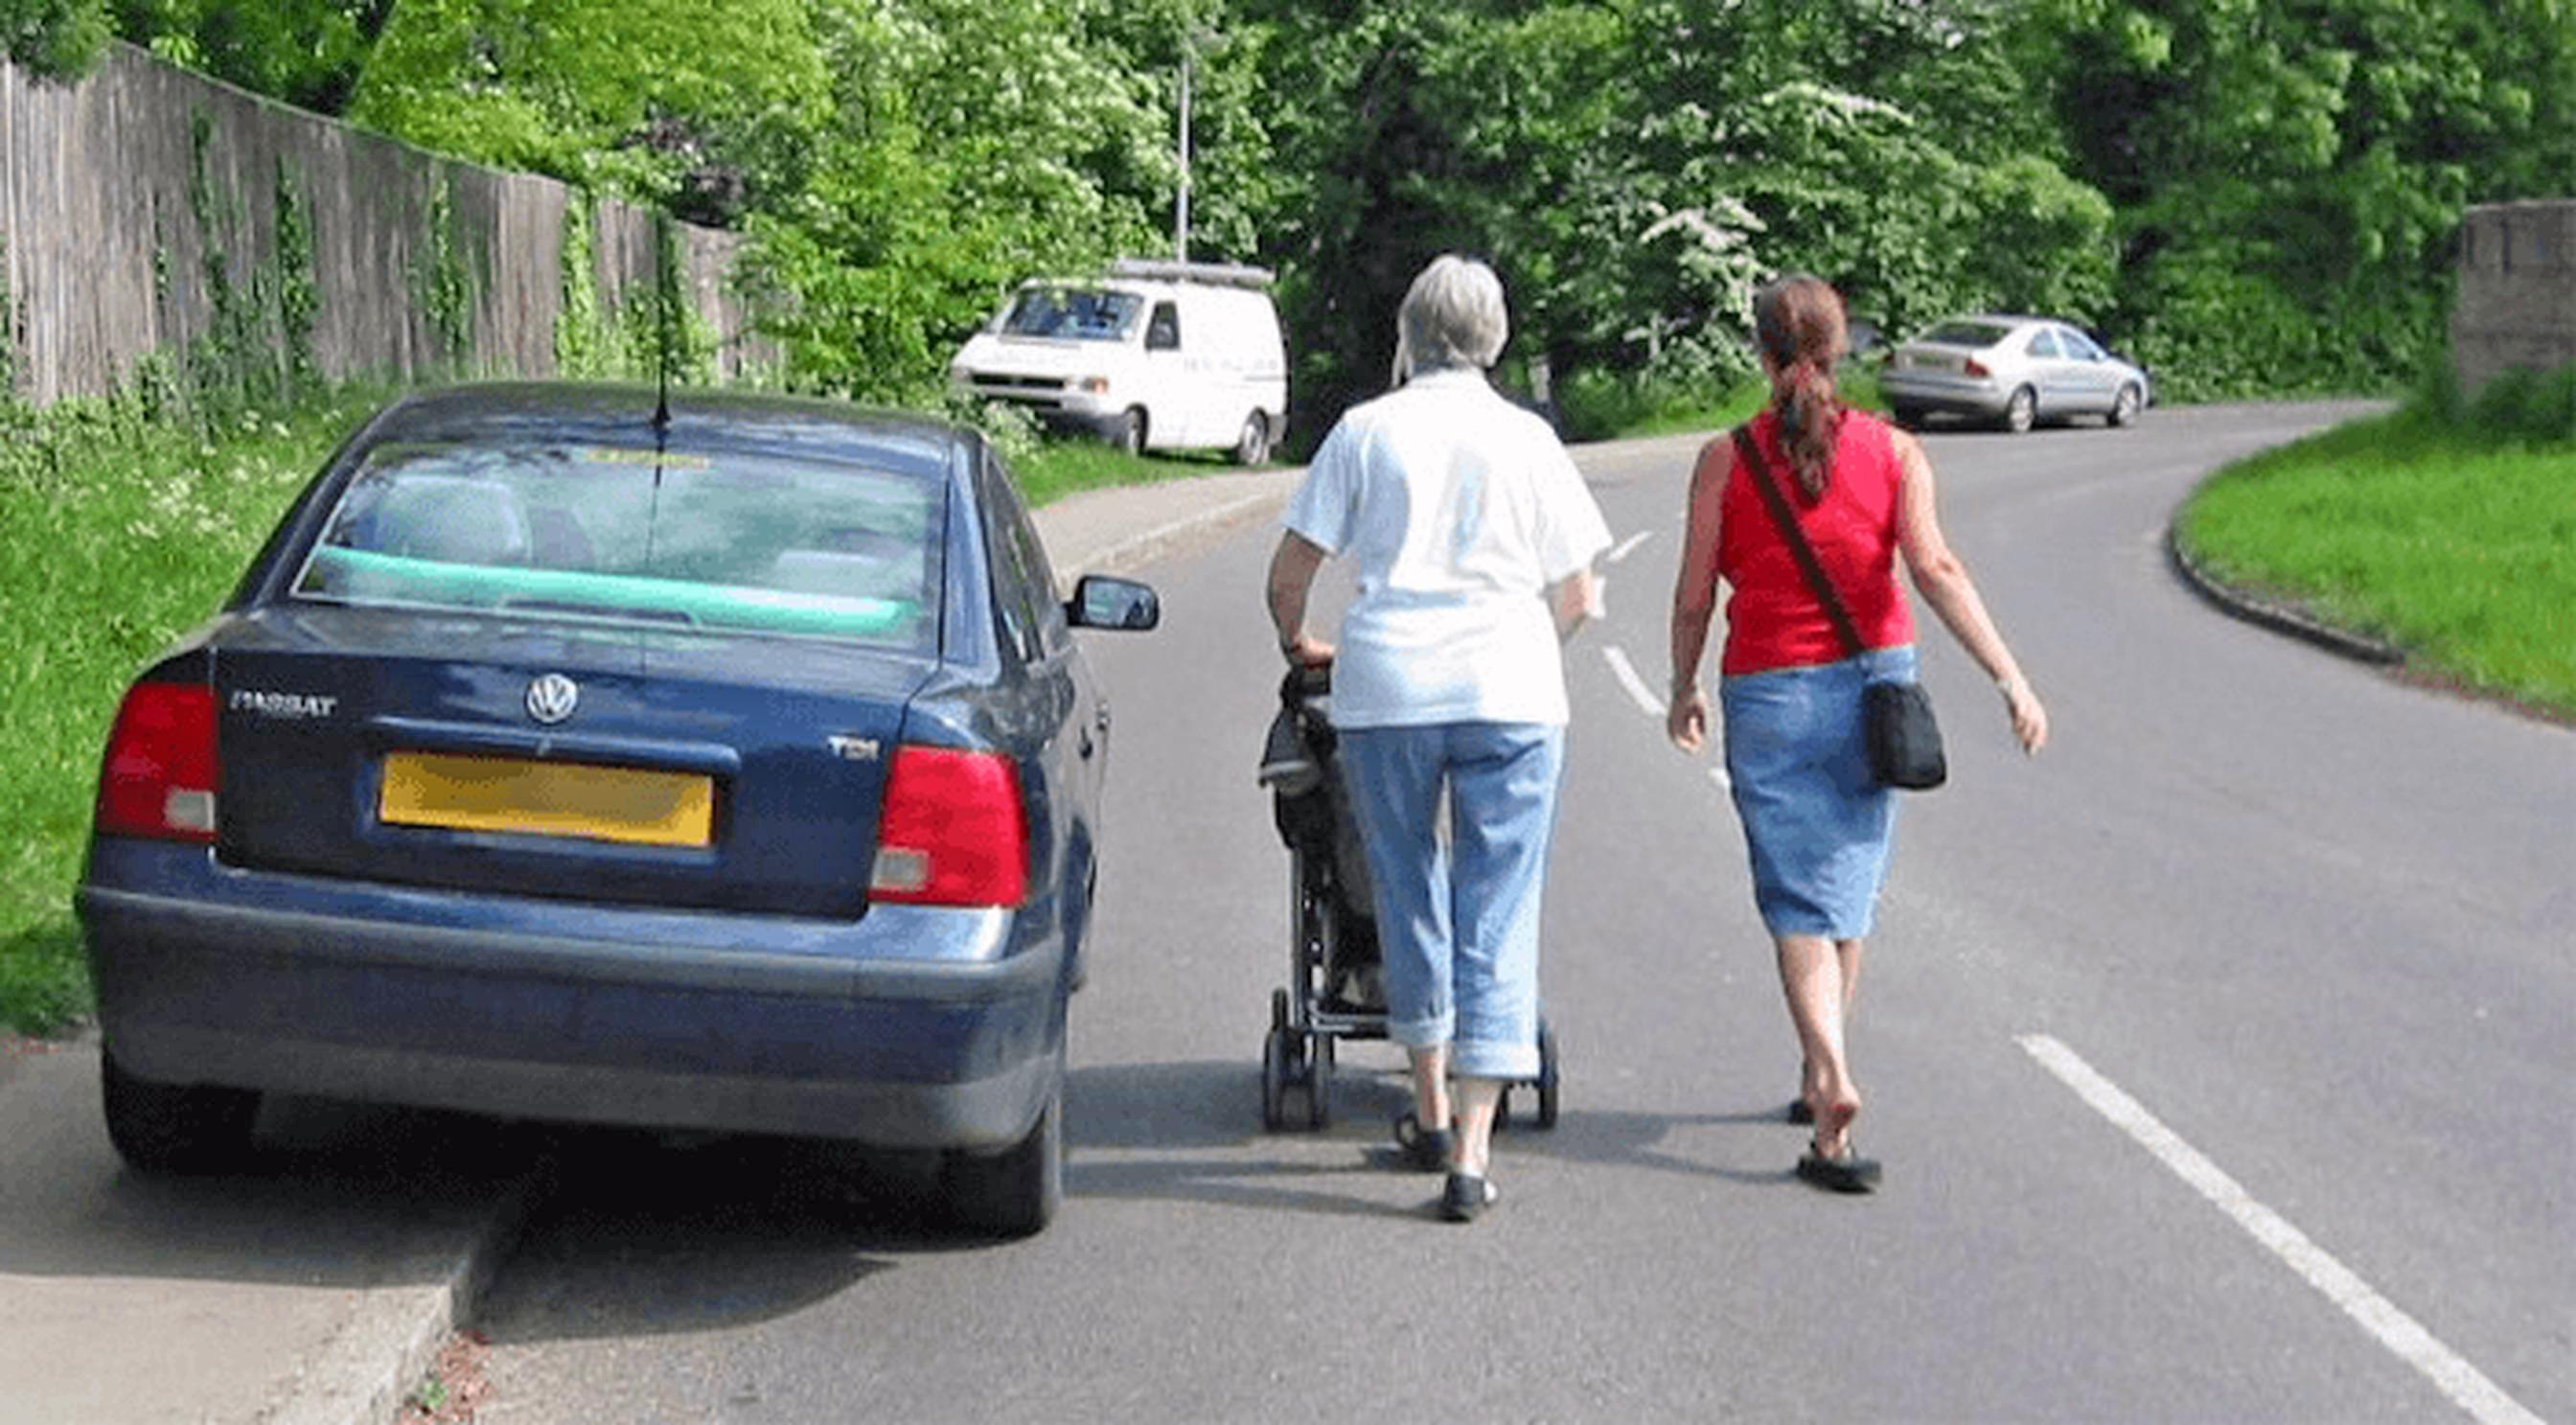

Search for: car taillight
xmin=870 ymin=746 xmax=1028 ymax=908
xmin=1964 ymin=357 xmax=1992 ymax=379
xmin=96 ymin=682 xmax=219 ymax=843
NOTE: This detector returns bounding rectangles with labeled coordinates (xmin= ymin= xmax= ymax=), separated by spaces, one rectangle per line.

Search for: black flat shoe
xmin=1438 ymin=1171 xmax=1499 ymax=1222
xmin=1795 ymin=1141 xmax=1881 ymax=1194
xmin=1785 ymin=1097 xmax=1815 ymax=1126
xmin=1392 ymin=1112 xmax=1452 ymax=1173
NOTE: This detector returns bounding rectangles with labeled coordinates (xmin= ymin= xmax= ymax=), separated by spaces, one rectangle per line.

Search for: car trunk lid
xmin=214 ymin=608 xmax=930 ymax=918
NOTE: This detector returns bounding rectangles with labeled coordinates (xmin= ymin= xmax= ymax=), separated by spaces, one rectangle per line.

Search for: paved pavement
xmin=0 ymin=463 xmax=1301 ymax=1425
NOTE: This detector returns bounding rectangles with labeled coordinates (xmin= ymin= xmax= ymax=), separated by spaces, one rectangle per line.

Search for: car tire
xmin=101 ymin=1049 xmax=261 ymax=1175
xmin=2001 ymin=385 xmax=2036 ymax=435
xmin=2108 ymin=382 xmax=2142 ymax=428
xmin=940 ymin=1074 xmax=1063 ymax=1237
xmin=1111 ymin=408 xmax=1147 ymax=457
xmin=1889 ymin=403 xmax=1925 ymax=430
xmin=1231 ymin=412 xmax=1271 ymax=467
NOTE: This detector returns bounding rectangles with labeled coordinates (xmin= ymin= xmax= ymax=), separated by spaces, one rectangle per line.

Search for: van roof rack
xmin=1108 ymin=258 xmax=1276 ymax=289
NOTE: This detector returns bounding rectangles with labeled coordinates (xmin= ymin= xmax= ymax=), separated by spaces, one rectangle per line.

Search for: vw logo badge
xmin=524 ymin=673 xmax=580 ymax=725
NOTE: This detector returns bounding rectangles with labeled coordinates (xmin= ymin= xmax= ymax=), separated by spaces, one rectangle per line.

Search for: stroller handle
xmin=1281 ymin=660 xmax=1332 ymax=703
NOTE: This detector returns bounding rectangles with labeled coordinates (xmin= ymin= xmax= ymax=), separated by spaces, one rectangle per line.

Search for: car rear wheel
xmin=2001 ymin=385 xmax=2036 ymax=434
xmin=101 ymin=1049 xmax=261 ymax=1174
xmin=1111 ymin=407 xmax=1147 ymax=457
xmin=2108 ymin=382 xmax=2142 ymax=428
xmin=1231 ymin=412 xmax=1271 ymax=467
xmin=1889 ymin=403 xmax=1925 ymax=430
xmin=940 ymin=1074 xmax=1062 ymax=1237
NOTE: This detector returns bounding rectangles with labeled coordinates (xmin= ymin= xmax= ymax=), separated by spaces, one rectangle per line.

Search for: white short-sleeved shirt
xmin=1282 ymin=367 xmax=1613 ymax=728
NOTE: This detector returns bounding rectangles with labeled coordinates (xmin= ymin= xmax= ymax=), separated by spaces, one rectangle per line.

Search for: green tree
xmin=737 ymin=0 xmax=1173 ymax=402
xmin=2023 ymin=0 xmax=2576 ymax=397
xmin=1240 ymin=0 xmax=2104 ymax=442
xmin=110 ymin=0 xmax=393 ymax=112
xmin=348 ymin=0 xmax=832 ymax=224
xmin=3 ymin=0 xmax=110 ymax=80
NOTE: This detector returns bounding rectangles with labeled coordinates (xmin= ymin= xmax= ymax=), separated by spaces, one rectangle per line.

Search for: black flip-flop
xmin=1392 ymin=1112 xmax=1453 ymax=1173
xmin=1795 ymin=1141 xmax=1882 ymax=1194
xmin=1438 ymin=1171 xmax=1500 ymax=1222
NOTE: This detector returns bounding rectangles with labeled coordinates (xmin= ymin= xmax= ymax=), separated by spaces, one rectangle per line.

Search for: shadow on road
xmin=1065 ymin=1057 xmax=1806 ymax=1213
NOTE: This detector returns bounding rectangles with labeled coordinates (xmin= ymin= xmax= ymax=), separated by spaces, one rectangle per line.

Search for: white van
xmin=950 ymin=259 xmax=1289 ymax=464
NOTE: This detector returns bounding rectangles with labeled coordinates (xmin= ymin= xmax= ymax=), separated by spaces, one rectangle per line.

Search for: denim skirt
xmin=1719 ymin=646 xmax=1915 ymax=939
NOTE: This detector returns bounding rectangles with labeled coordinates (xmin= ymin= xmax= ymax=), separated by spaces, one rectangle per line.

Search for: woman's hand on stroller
xmin=1281 ymin=632 xmax=1336 ymax=667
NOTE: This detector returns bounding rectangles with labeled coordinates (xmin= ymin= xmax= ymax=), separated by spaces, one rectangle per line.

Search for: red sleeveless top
xmin=1717 ymin=407 xmax=1915 ymax=675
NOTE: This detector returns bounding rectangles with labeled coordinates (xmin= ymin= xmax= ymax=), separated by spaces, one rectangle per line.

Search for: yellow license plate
xmin=380 ymin=752 xmax=714 ymax=847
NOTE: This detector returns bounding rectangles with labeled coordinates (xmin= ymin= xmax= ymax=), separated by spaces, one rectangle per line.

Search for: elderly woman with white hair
xmin=1265 ymin=254 xmax=1611 ymax=1222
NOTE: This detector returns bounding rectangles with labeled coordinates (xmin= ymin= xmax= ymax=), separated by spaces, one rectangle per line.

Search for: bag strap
xmin=1732 ymin=425 xmax=1864 ymax=659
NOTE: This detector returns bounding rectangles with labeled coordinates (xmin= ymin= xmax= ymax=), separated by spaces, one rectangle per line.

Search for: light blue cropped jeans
xmin=1336 ymin=722 xmax=1565 ymax=1081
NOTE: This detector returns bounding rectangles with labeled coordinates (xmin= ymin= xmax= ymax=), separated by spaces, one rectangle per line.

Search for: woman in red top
xmin=1665 ymin=275 xmax=2048 ymax=1192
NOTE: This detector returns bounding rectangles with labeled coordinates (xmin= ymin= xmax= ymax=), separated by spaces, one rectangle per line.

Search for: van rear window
xmin=1001 ymin=287 xmax=1141 ymax=341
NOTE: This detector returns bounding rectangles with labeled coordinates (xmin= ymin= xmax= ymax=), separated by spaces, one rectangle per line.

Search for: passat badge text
xmin=231 ymin=690 xmax=339 ymax=720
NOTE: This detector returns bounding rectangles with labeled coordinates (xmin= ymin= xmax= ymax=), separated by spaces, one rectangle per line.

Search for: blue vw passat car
xmin=77 ymin=383 xmax=1159 ymax=1235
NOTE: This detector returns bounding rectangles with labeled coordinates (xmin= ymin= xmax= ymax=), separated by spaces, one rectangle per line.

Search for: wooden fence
xmin=0 ymin=43 xmax=767 ymax=409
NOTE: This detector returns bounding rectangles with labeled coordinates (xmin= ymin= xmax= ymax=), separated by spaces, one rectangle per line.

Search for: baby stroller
xmin=1254 ymin=664 xmax=1559 ymax=1132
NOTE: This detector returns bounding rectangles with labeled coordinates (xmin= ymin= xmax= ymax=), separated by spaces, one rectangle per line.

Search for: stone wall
xmin=2451 ymin=200 xmax=2576 ymax=400
xmin=0 ymin=44 xmax=767 ymax=408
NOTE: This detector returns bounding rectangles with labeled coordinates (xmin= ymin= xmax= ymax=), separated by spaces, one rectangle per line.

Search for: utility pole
xmin=1175 ymin=42 xmax=1193 ymax=263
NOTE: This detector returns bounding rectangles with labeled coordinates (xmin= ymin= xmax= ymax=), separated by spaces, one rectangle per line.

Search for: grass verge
xmin=2 ymin=387 xmax=398 ymax=1035
xmin=2175 ymin=367 xmax=2576 ymax=719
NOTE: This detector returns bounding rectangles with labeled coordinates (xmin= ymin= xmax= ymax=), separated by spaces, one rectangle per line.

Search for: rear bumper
xmin=1880 ymin=370 xmax=2011 ymax=416
xmin=79 ymin=843 xmax=1066 ymax=1150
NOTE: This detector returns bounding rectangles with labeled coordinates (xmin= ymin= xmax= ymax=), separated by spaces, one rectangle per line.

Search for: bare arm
xmin=1665 ymin=439 xmax=1728 ymax=752
xmin=1264 ymin=531 xmax=1335 ymax=665
xmin=1892 ymin=431 xmax=2048 ymax=753
xmin=1550 ymin=566 xmax=1598 ymax=641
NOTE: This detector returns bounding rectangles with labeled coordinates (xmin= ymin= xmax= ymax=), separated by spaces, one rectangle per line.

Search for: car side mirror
xmin=1066 ymin=574 xmax=1160 ymax=632
xmin=1146 ymin=324 xmax=1180 ymax=352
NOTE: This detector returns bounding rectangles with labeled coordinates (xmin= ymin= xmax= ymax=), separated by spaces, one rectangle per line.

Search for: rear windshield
xmin=1000 ymin=287 xmax=1141 ymax=341
xmin=289 ymin=442 xmax=942 ymax=650
xmin=1921 ymin=320 xmax=2015 ymax=348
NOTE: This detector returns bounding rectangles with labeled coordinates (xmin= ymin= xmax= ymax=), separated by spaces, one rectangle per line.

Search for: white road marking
xmin=2017 ymin=1034 xmax=2543 ymax=1425
xmin=1601 ymin=644 xmax=1665 ymax=719
xmin=1608 ymin=530 xmax=1654 ymax=564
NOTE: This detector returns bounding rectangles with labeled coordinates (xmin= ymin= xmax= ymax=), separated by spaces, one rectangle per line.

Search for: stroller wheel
xmin=1305 ymin=1033 xmax=1335 ymax=1129
xmin=1260 ymin=1025 xmax=1291 ymax=1132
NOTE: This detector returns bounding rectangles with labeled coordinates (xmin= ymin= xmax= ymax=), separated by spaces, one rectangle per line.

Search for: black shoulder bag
xmin=1732 ymin=425 xmax=1947 ymax=791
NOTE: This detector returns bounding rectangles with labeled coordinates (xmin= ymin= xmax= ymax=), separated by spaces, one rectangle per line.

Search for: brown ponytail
xmin=1751 ymin=275 xmax=1850 ymax=500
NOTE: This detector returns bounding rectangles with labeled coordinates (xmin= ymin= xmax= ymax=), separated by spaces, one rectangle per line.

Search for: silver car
xmin=1881 ymin=315 xmax=2150 ymax=433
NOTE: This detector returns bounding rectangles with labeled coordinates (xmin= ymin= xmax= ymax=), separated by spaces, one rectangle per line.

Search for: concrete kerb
xmin=1073 ymin=488 xmax=1290 ymax=580
xmin=2164 ymin=516 xmax=2405 ymax=667
xmin=266 ymin=1166 xmax=544 ymax=1425
xmin=1041 ymin=469 xmax=1302 ymax=592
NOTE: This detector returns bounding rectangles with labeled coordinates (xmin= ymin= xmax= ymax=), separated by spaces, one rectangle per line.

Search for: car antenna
xmin=651 ymin=214 xmax=675 ymax=442
xmin=644 ymin=213 xmax=675 ymax=572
